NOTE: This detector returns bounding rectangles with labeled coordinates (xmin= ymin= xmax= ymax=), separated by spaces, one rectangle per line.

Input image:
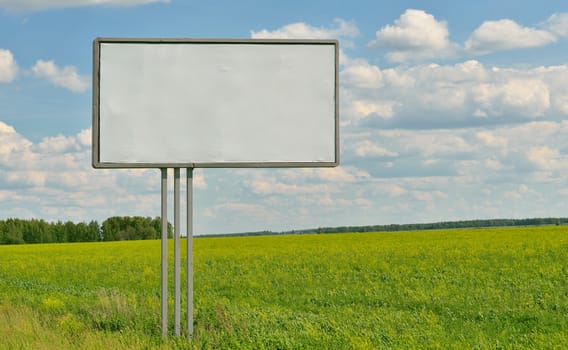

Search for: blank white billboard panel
xmin=92 ymin=38 xmax=339 ymax=168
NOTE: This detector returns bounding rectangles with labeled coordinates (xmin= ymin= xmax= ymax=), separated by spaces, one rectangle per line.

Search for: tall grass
xmin=0 ymin=226 xmax=567 ymax=349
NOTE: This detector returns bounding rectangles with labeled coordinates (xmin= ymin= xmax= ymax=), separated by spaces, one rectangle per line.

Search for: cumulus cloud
xmin=376 ymin=183 xmax=406 ymax=197
xmin=0 ymin=49 xmax=18 ymax=82
xmin=0 ymin=123 xmax=92 ymax=173
xmin=413 ymin=190 xmax=447 ymax=201
xmin=353 ymin=120 xmax=568 ymax=180
xmin=251 ymin=18 xmax=359 ymax=40
xmin=31 ymin=60 xmax=89 ymax=93
xmin=0 ymin=0 xmax=169 ymax=11
xmin=303 ymin=167 xmax=370 ymax=183
xmin=348 ymin=100 xmax=398 ymax=120
xmin=37 ymin=134 xmax=81 ymax=153
xmin=0 ymin=121 xmax=208 ymax=223
xmin=0 ymin=121 xmax=35 ymax=166
xmin=368 ymin=9 xmax=458 ymax=62
xmin=475 ymin=131 xmax=508 ymax=152
xmin=472 ymin=79 xmax=550 ymax=118
xmin=526 ymin=146 xmax=566 ymax=170
xmin=247 ymin=178 xmax=331 ymax=195
xmin=335 ymin=122 xmax=568 ymax=227
xmin=0 ymin=121 xmax=222 ymax=228
xmin=465 ymin=19 xmax=556 ymax=55
xmin=544 ymin=12 xmax=568 ymax=37
xmin=247 ymin=166 xmax=370 ymax=190
xmin=76 ymin=129 xmax=91 ymax=147
xmin=354 ymin=141 xmax=398 ymax=158
xmin=368 ymin=10 xmax=565 ymax=62
xmin=342 ymin=59 xmax=568 ymax=128
xmin=341 ymin=60 xmax=383 ymax=88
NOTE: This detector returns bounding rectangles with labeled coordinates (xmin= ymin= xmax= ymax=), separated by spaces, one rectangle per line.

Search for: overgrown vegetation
xmin=0 ymin=226 xmax=567 ymax=348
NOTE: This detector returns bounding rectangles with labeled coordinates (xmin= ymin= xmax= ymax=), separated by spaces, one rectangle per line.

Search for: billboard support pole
xmin=174 ymin=168 xmax=181 ymax=336
xmin=159 ymin=168 xmax=194 ymax=340
xmin=160 ymin=168 xmax=168 ymax=339
xmin=187 ymin=168 xmax=194 ymax=338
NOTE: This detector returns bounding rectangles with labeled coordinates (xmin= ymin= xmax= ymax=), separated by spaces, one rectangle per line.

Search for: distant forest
xmin=209 ymin=217 xmax=568 ymax=237
xmin=0 ymin=216 xmax=172 ymax=245
xmin=0 ymin=216 xmax=566 ymax=244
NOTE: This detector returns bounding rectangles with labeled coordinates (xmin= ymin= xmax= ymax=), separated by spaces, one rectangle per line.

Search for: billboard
xmin=92 ymin=38 xmax=339 ymax=168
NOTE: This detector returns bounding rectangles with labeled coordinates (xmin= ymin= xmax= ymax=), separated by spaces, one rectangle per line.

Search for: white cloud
xmin=0 ymin=122 xmax=182 ymax=223
xmin=341 ymin=59 xmax=568 ymax=127
xmin=251 ymin=18 xmax=359 ymax=40
xmin=0 ymin=121 xmax=34 ymax=165
xmin=544 ymin=12 xmax=568 ymax=37
xmin=365 ymin=120 xmax=568 ymax=182
xmin=247 ymin=178 xmax=331 ymax=195
xmin=0 ymin=0 xmax=169 ymax=11
xmin=348 ymin=100 xmax=397 ymax=120
xmin=405 ymin=131 xmax=474 ymax=157
xmin=368 ymin=9 xmax=458 ymax=62
xmin=37 ymin=134 xmax=80 ymax=153
xmin=5 ymin=171 xmax=46 ymax=187
xmin=31 ymin=60 xmax=89 ymax=93
xmin=526 ymin=146 xmax=566 ymax=170
xmin=193 ymin=170 xmax=207 ymax=190
xmin=465 ymin=19 xmax=556 ymax=55
xmin=0 ymin=49 xmax=18 ymax=82
xmin=368 ymin=11 xmax=564 ymax=62
xmin=381 ymin=68 xmax=416 ymax=89
xmin=413 ymin=191 xmax=447 ymax=201
xmin=268 ymin=166 xmax=368 ymax=184
xmin=317 ymin=194 xmax=372 ymax=208
xmin=504 ymin=184 xmax=535 ymax=200
xmin=308 ymin=167 xmax=370 ymax=183
xmin=472 ymin=79 xmax=550 ymax=118
xmin=518 ymin=184 xmax=529 ymax=194
xmin=341 ymin=60 xmax=383 ymax=89
xmin=416 ymin=60 xmax=488 ymax=83
xmin=76 ymin=129 xmax=91 ymax=147
xmin=354 ymin=140 xmax=398 ymax=158
xmin=376 ymin=184 xmax=406 ymax=196
xmin=475 ymin=131 xmax=508 ymax=153
xmin=0 ymin=121 xmax=15 ymax=134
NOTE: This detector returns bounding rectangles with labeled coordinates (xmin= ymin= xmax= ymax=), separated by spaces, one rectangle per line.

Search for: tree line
xmin=0 ymin=216 xmax=172 ymax=245
xmin=202 ymin=217 xmax=568 ymax=238
xmin=2 ymin=216 xmax=566 ymax=244
xmin=289 ymin=217 xmax=568 ymax=235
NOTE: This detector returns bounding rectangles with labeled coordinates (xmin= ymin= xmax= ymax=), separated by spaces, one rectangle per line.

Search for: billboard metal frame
xmin=92 ymin=37 xmax=339 ymax=169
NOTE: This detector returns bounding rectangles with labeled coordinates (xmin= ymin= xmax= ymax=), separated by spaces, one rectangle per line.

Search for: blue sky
xmin=1 ymin=0 xmax=567 ymax=234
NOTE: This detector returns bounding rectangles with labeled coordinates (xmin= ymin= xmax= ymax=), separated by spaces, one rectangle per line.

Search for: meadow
xmin=0 ymin=226 xmax=566 ymax=349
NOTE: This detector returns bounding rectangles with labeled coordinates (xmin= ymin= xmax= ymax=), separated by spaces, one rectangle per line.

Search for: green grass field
xmin=0 ymin=226 xmax=567 ymax=349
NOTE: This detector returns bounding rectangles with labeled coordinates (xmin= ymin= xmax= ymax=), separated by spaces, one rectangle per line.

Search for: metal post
xmin=174 ymin=168 xmax=181 ymax=336
xmin=160 ymin=168 xmax=168 ymax=339
xmin=186 ymin=168 xmax=194 ymax=338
